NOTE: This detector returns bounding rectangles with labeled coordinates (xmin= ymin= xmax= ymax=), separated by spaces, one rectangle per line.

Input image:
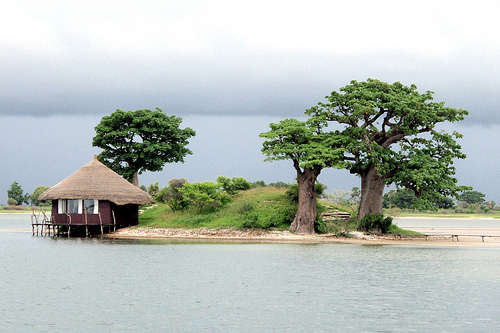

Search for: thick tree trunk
xmin=131 ymin=172 xmax=139 ymax=187
xmin=358 ymin=167 xmax=386 ymax=221
xmin=290 ymin=168 xmax=320 ymax=235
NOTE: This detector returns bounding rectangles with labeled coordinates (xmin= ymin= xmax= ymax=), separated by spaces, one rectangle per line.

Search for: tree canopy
xmin=92 ymin=108 xmax=196 ymax=186
xmin=7 ymin=181 xmax=28 ymax=206
xmin=459 ymin=190 xmax=486 ymax=205
xmin=306 ymin=79 xmax=469 ymax=219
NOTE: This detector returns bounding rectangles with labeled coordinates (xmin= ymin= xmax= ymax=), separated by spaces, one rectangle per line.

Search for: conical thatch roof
xmin=39 ymin=156 xmax=153 ymax=205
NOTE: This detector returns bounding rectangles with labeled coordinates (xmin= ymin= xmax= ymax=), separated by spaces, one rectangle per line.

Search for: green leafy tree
xmin=147 ymin=182 xmax=160 ymax=198
xmin=7 ymin=181 xmax=27 ymax=206
xmin=260 ymin=118 xmax=344 ymax=234
xmin=92 ymin=108 xmax=196 ymax=186
xmin=307 ymin=79 xmax=469 ymax=219
xmin=459 ymin=190 xmax=486 ymax=205
xmin=268 ymin=181 xmax=290 ymax=188
xmin=383 ymin=188 xmax=416 ymax=209
xmin=216 ymin=176 xmax=252 ymax=195
xmin=30 ymin=186 xmax=51 ymax=206
xmin=251 ymin=180 xmax=267 ymax=188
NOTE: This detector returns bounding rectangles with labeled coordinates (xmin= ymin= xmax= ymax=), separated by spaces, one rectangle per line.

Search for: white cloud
xmin=3 ymin=0 xmax=499 ymax=62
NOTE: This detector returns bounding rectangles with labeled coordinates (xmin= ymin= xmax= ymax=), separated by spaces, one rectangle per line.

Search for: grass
xmin=139 ymin=186 xmax=296 ymax=230
xmin=138 ymin=187 xmax=450 ymax=238
xmin=0 ymin=205 xmax=51 ymax=213
xmin=387 ymin=224 xmax=424 ymax=237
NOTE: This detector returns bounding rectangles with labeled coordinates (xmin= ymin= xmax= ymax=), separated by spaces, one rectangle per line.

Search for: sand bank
xmin=106 ymin=227 xmax=500 ymax=247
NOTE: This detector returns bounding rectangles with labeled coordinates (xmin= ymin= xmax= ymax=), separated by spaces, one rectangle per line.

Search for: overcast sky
xmin=1 ymin=0 xmax=499 ymax=204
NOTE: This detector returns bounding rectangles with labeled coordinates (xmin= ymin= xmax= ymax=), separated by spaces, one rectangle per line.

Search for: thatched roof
xmin=39 ymin=156 xmax=153 ymax=205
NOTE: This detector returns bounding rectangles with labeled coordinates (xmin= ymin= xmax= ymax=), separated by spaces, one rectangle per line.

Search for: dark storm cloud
xmin=1 ymin=49 xmax=498 ymax=126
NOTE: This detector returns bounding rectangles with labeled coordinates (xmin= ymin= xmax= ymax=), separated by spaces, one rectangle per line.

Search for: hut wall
xmin=50 ymin=200 xmax=138 ymax=227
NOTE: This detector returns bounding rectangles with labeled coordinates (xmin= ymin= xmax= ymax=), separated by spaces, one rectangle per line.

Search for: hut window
xmin=83 ymin=200 xmax=98 ymax=214
xmin=67 ymin=200 xmax=81 ymax=214
xmin=57 ymin=199 xmax=83 ymax=214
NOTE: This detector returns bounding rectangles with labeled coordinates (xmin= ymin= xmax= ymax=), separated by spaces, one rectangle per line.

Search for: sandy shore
xmin=106 ymin=226 xmax=500 ymax=247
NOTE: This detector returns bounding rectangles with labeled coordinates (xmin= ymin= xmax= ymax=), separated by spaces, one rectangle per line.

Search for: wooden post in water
xmin=98 ymin=212 xmax=103 ymax=235
xmin=84 ymin=210 xmax=89 ymax=237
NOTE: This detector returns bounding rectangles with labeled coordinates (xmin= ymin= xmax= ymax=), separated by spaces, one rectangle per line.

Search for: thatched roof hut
xmin=40 ymin=156 xmax=153 ymax=235
xmin=40 ymin=155 xmax=153 ymax=205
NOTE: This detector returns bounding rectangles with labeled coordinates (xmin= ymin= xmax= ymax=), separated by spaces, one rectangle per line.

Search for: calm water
xmin=1 ymin=215 xmax=499 ymax=332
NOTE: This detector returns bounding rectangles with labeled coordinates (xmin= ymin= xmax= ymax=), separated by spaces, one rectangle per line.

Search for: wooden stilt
xmin=84 ymin=210 xmax=89 ymax=237
xmin=98 ymin=212 xmax=103 ymax=235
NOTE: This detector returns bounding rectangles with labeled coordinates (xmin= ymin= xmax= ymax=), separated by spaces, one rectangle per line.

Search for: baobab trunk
xmin=131 ymin=171 xmax=139 ymax=187
xmin=290 ymin=168 xmax=320 ymax=235
xmin=358 ymin=167 xmax=386 ymax=221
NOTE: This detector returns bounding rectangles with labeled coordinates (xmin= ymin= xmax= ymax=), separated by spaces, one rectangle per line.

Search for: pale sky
xmin=1 ymin=0 xmax=500 ymax=203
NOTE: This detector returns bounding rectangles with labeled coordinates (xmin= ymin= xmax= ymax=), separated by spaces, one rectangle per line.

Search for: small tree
xmin=260 ymin=118 xmax=345 ymax=234
xmin=147 ymin=182 xmax=160 ymax=198
xmin=459 ymin=190 xmax=486 ymax=205
xmin=7 ymin=181 xmax=26 ymax=206
xmin=30 ymin=186 xmax=51 ymax=206
xmin=93 ymin=108 xmax=196 ymax=186
xmin=216 ymin=176 xmax=252 ymax=195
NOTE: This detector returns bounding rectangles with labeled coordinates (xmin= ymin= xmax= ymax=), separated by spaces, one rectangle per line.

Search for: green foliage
xmin=384 ymin=188 xmax=456 ymax=210
xmin=147 ymin=182 xmax=160 ymax=197
xmin=92 ymin=108 xmax=196 ymax=184
xmin=268 ymin=181 xmax=290 ymax=188
xmin=383 ymin=189 xmax=417 ymax=209
xmin=156 ymin=178 xmax=189 ymax=211
xmin=358 ymin=213 xmax=393 ymax=234
xmin=139 ymin=187 xmax=297 ymax=230
xmin=306 ymin=78 xmax=469 ymax=213
xmin=7 ymin=181 xmax=28 ymax=206
xmin=179 ymin=181 xmax=232 ymax=214
xmin=30 ymin=186 xmax=50 ymax=206
xmin=216 ymin=176 xmax=252 ymax=195
xmin=7 ymin=197 xmax=17 ymax=206
xmin=260 ymin=118 xmax=346 ymax=170
xmin=459 ymin=190 xmax=486 ymax=205
xmin=251 ymin=180 xmax=267 ymax=188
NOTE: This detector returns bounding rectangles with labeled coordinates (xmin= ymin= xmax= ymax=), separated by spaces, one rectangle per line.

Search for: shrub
xmin=216 ymin=176 xmax=252 ymax=195
xmin=180 ymin=181 xmax=232 ymax=214
xmin=358 ymin=213 xmax=393 ymax=234
xmin=156 ymin=178 xmax=189 ymax=211
xmin=7 ymin=198 xmax=17 ymax=206
xmin=239 ymin=197 xmax=296 ymax=229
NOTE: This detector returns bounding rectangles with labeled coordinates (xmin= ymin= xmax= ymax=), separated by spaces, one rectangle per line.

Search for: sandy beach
xmin=106 ymin=224 xmax=500 ymax=247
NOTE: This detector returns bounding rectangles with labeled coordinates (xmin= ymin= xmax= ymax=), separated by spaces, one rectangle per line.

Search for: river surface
xmin=1 ymin=214 xmax=499 ymax=332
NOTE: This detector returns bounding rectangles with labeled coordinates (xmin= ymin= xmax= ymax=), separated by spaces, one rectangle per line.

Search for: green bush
xmin=216 ymin=176 xmax=252 ymax=195
xmin=156 ymin=178 xmax=189 ymax=211
xmin=358 ymin=213 xmax=393 ymax=234
xmin=239 ymin=198 xmax=296 ymax=229
xmin=180 ymin=181 xmax=232 ymax=214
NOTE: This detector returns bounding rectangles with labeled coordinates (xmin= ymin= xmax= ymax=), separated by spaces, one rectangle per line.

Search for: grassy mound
xmin=139 ymin=186 xmax=296 ymax=230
